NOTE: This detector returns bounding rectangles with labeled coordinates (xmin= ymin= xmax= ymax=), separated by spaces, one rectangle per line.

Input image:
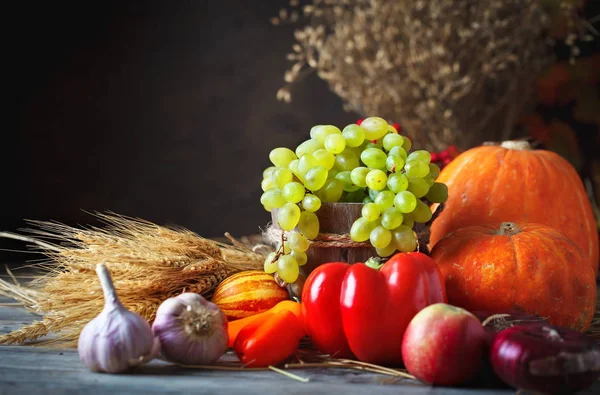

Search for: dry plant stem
xmin=0 ymin=213 xmax=264 ymax=346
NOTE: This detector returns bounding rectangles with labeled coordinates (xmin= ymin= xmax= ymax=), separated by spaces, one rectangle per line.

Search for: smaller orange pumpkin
xmin=430 ymin=222 xmax=596 ymax=332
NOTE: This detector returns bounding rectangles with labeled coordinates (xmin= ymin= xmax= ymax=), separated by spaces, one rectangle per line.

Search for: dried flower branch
xmin=276 ymin=0 xmax=593 ymax=151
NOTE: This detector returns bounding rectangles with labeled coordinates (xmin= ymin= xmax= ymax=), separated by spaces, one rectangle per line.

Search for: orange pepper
xmin=227 ymin=300 xmax=302 ymax=348
xmin=234 ymin=309 xmax=305 ymax=368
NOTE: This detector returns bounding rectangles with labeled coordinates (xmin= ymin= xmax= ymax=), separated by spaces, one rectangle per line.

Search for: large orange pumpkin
xmin=429 ymin=141 xmax=599 ymax=275
xmin=430 ymin=222 xmax=596 ymax=331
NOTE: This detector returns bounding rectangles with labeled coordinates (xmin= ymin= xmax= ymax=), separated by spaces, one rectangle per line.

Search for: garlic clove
xmin=78 ymin=263 xmax=160 ymax=373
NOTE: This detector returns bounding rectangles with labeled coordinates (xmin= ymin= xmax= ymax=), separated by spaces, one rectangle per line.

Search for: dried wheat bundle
xmin=0 ymin=212 xmax=265 ymax=346
xmin=277 ymin=0 xmax=590 ymax=151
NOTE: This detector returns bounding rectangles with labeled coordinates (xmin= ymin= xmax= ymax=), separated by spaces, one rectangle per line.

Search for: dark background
xmin=2 ymin=1 xmax=599 ymax=264
xmin=2 ymin=1 xmax=357 ymax=262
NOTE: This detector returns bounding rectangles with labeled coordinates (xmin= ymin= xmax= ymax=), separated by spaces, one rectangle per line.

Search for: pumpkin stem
xmin=500 ymin=140 xmax=532 ymax=151
xmin=497 ymin=222 xmax=521 ymax=236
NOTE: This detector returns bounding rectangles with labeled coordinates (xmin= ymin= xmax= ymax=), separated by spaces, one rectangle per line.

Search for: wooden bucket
xmin=271 ymin=202 xmax=377 ymax=275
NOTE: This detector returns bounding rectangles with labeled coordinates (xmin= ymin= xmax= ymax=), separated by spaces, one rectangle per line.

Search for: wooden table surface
xmin=1 ymin=280 xmax=600 ymax=395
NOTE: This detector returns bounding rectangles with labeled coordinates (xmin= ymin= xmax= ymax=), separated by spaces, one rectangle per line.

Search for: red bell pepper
xmin=302 ymin=252 xmax=446 ymax=365
xmin=234 ymin=309 xmax=305 ymax=368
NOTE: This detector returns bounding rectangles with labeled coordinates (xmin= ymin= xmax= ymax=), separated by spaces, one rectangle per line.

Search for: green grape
xmin=269 ymin=147 xmax=298 ymax=168
xmin=281 ymin=241 xmax=291 ymax=254
xmin=277 ymin=255 xmax=299 ymax=283
xmin=370 ymin=225 xmax=392 ymax=249
xmin=402 ymin=213 xmax=415 ymax=228
xmin=325 ymin=133 xmax=346 ymax=154
xmin=313 ymin=125 xmax=342 ymax=144
xmin=263 ymin=205 xmax=271 ymax=212
xmin=327 ymin=168 xmax=340 ymax=179
xmin=288 ymin=232 xmax=310 ymax=252
xmin=298 ymin=211 xmax=319 ymax=239
xmin=304 ymin=166 xmax=328 ymax=191
xmin=282 ymin=182 xmax=305 ymax=203
xmin=319 ymin=178 xmax=344 ymax=202
xmin=388 ymin=146 xmax=408 ymax=160
xmin=271 ymin=167 xmax=294 ymax=188
xmin=260 ymin=188 xmax=286 ymax=208
xmin=374 ymin=190 xmax=395 ymax=211
xmin=288 ymin=159 xmax=301 ymax=178
xmin=412 ymin=200 xmax=433 ymax=223
xmin=342 ymin=189 xmax=366 ymax=202
xmin=290 ymin=250 xmax=308 ymax=266
xmin=263 ymin=166 xmax=276 ymax=179
xmin=363 ymin=141 xmax=383 ymax=150
xmin=381 ymin=207 xmax=404 ymax=230
xmin=423 ymin=174 xmax=435 ymax=186
xmin=407 ymin=150 xmax=431 ymax=164
xmin=295 ymin=138 xmax=323 ymax=158
xmin=407 ymin=177 xmax=430 ymax=198
xmin=350 ymin=217 xmax=377 ymax=242
xmin=361 ymin=203 xmax=381 ymax=221
xmin=309 ymin=124 xmax=323 ymax=139
xmin=350 ymin=167 xmax=370 ymax=187
xmin=342 ymin=124 xmax=366 ymax=147
xmin=277 ymin=202 xmax=301 ymax=231
xmin=402 ymin=136 xmax=412 ymax=151
xmin=302 ymin=194 xmax=321 ymax=212
xmin=394 ymin=191 xmax=417 ymax=213
xmin=261 ymin=177 xmax=276 ymax=192
xmin=387 ymin=173 xmax=409 ymax=193
xmin=334 ymin=150 xmax=360 ymax=171
xmin=263 ymin=252 xmax=278 ymax=274
xmin=298 ymin=154 xmax=319 ymax=176
xmin=361 ymin=117 xmax=389 ymax=140
xmin=425 ymin=182 xmax=448 ymax=203
xmin=335 ymin=171 xmax=360 ymax=192
xmin=360 ymin=148 xmax=387 ymax=169
xmin=376 ymin=242 xmax=397 ymax=257
xmin=368 ymin=187 xmax=380 ymax=201
xmin=386 ymin=155 xmax=405 ymax=173
xmin=365 ymin=169 xmax=388 ymax=191
xmin=429 ymin=163 xmax=441 ymax=180
xmin=382 ymin=134 xmax=405 ymax=152
xmin=404 ymin=160 xmax=430 ymax=178
xmin=393 ymin=225 xmax=417 ymax=252
xmin=313 ymin=149 xmax=335 ymax=170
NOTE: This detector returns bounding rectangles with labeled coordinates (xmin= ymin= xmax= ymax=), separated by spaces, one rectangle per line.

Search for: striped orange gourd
xmin=211 ymin=271 xmax=289 ymax=320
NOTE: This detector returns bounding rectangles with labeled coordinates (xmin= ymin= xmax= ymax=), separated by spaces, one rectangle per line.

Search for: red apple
xmin=401 ymin=303 xmax=486 ymax=386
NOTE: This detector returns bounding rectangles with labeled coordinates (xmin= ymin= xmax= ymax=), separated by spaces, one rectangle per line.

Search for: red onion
xmin=490 ymin=323 xmax=600 ymax=394
xmin=152 ymin=293 xmax=228 ymax=365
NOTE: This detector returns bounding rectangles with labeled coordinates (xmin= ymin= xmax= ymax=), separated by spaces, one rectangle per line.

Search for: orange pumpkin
xmin=430 ymin=222 xmax=596 ymax=331
xmin=429 ymin=140 xmax=599 ymax=275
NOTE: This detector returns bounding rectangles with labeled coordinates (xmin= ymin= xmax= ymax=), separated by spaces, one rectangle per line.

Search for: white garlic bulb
xmin=77 ymin=263 xmax=160 ymax=373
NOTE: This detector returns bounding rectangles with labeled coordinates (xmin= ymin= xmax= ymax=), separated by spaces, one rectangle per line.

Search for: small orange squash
xmin=430 ymin=222 xmax=596 ymax=331
xmin=429 ymin=140 xmax=598 ymax=275
xmin=211 ymin=271 xmax=289 ymax=320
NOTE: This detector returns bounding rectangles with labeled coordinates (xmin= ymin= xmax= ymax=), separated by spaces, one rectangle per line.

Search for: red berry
xmin=439 ymin=150 xmax=450 ymax=160
xmin=443 ymin=158 xmax=452 ymax=166
xmin=391 ymin=123 xmax=402 ymax=134
xmin=356 ymin=119 xmax=364 ymax=125
xmin=431 ymin=152 xmax=439 ymax=162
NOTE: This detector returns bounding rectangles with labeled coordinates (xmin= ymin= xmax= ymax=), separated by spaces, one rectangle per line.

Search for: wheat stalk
xmin=0 ymin=212 xmax=265 ymax=346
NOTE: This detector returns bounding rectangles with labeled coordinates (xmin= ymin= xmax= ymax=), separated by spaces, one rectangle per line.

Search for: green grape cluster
xmin=260 ymin=117 xmax=449 ymax=283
